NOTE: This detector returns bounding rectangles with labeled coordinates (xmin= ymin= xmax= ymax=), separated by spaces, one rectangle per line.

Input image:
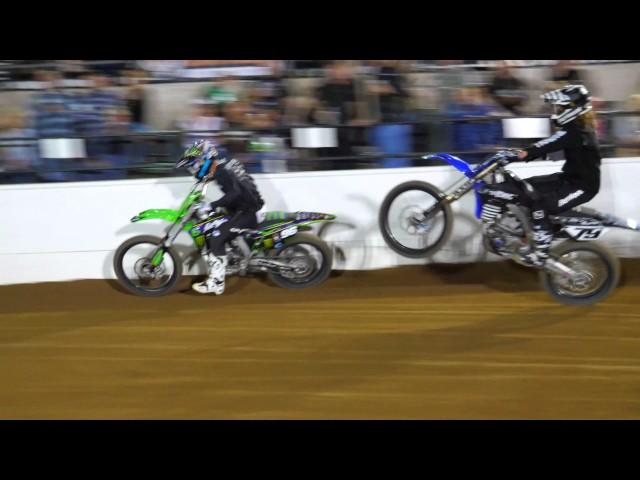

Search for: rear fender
xmin=253 ymin=212 xmax=335 ymax=251
xmin=258 ymin=212 xmax=336 ymax=234
xmin=292 ymin=212 xmax=336 ymax=228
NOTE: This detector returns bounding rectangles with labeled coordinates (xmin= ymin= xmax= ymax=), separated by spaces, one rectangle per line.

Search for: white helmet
xmin=541 ymin=84 xmax=592 ymax=126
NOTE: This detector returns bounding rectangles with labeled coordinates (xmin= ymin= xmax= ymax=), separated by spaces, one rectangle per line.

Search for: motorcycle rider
xmin=482 ymin=84 xmax=601 ymax=267
xmin=176 ymin=140 xmax=265 ymax=295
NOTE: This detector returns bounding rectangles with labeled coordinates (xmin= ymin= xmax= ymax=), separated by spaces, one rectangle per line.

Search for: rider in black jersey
xmin=177 ymin=140 xmax=265 ymax=295
xmin=482 ymin=85 xmax=601 ymax=267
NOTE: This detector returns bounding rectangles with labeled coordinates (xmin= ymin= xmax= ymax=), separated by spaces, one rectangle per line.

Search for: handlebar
xmin=474 ymin=149 xmax=524 ymax=181
xmin=488 ymin=149 xmax=521 ymax=162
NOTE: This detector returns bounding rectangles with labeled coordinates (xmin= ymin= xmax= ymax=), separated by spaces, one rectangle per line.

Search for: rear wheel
xmin=379 ymin=180 xmax=453 ymax=258
xmin=539 ymin=241 xmax=620 ymax=305
xmin=267 ymin=233 xmax=333 ymax=289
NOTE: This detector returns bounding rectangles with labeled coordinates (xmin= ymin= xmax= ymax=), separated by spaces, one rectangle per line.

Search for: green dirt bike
xmin=114 ymin=180 xmax=336 ymax=296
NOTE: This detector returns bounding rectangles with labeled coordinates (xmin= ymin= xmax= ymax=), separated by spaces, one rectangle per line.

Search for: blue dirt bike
xmin=379 ymin=150 xmax=640 ymax=305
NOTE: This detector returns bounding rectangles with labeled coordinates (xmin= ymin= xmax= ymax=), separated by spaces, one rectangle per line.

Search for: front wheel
xmin=114 ymin=235 xmax=183 ymax=297
xmin=267 ymin=232 xmax=333 ymax=289
xmin=539 ymin=241 xmax=620 ymax=306
xmin=379 ymin=180 xmax=453 ymax=258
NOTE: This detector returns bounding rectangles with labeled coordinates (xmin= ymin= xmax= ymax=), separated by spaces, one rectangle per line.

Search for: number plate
xmin=564 ymin=226 xmax=608 ymax=241
xmin=280 ymin=226 xmax=298 ymax=239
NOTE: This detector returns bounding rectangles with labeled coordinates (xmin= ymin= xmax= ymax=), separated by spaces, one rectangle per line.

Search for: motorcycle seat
xmin=256 ymin=211 xmax=297 ymax=230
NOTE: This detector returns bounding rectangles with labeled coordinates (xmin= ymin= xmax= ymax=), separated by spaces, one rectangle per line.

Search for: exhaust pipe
xmin=252 ymin=258 xmax=297 ymax=271
xmin=510 ymin=252 xmax=578 ymax=279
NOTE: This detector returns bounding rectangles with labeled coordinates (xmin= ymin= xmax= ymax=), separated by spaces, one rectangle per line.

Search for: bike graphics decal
xmin=564 ymin=226 xmax=608 ymax=240
xmin=192 ymin=217 xmax=229 ymax=234
xmin=204 ymin=218 xmax=228 ymax=232
xmin=485 ymin=189 xmax=518 ymax=201
xmin=296 ymin=212 xmax=328 ymax=221
xmin=280 ymin=226 xmax=298 ymax=239
xmin=560 ymin=217 xmax=603 ymax=226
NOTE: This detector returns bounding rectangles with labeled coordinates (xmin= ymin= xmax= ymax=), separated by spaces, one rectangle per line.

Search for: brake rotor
xmin=289 ymin=256 xmax=314 ymax=277
xmin=134 ymin=258 xmax=165 ymax=280
xmin=568 ymin=271 xmax=595 ymax=291
xmin=400 ymin=206 xmax=430 ymax=235
xmin=552 ymin=254 xmax=605 ymax=296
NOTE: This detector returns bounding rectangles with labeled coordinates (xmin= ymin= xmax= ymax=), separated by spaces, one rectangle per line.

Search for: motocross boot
xmin=522 ymin=226 xmax=553 ymax=268
xmin=192 ymin=254 xmax=227 ymax=295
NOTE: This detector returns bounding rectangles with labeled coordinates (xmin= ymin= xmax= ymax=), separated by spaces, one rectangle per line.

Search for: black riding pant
xmin=204 ymin=210 xmax=258 ymax=256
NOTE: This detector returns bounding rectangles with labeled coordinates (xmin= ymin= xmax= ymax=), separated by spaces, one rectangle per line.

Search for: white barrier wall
xmin=1 ymin=158 xmax=640 ymax=286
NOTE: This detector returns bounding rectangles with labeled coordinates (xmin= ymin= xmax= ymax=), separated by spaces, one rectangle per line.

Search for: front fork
xmin=150 ymin=207 xmax=197 ymax=267
xmin=418 ymin=175 xmax=480 ymax=223
xmin=419 ymin=198 xmax=449 ymax=223
xmin=149 ymin=234 xmax=177 ymax=267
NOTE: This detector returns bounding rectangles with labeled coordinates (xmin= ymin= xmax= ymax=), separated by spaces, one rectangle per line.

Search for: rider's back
xmin=526 ymin=116 xmax=602 ymax=191
xmin=213 ymin=158 xmax=265 ymax=212
xmin=560 ymin=121 xmax=601 ymax=189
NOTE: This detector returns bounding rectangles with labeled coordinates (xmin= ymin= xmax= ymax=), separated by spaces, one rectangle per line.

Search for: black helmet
xmin=541 ymin=84 xmax=592 ymax=126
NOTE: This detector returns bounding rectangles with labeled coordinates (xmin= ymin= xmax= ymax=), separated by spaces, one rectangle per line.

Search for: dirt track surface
xmin=2 ymin=260 xmax=640 ymax=419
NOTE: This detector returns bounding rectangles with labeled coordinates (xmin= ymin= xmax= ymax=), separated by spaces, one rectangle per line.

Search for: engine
xmin=480 ymin=203 xmax=530 ymax=257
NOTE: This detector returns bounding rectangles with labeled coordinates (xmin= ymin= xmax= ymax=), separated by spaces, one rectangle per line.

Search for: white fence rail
xmin=1 ymin=158 xmax=640 ymax=285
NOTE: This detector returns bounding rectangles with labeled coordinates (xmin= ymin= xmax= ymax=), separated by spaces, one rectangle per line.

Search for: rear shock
xmin=480 ymin=203 xmax=502 ymax=224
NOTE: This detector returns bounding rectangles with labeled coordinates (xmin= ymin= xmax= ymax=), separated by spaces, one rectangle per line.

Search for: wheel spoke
xmin=549 ymin=249 xmax=610 ymax=298
xmin=277 ymin=243 xmax=323 ymax=283
xmin=383 ymin=187 xmax=448 ymax=255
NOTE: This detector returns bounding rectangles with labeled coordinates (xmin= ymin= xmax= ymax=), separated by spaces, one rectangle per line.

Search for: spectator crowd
xmin=1 ymin=60 xmax=639 ymax=182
